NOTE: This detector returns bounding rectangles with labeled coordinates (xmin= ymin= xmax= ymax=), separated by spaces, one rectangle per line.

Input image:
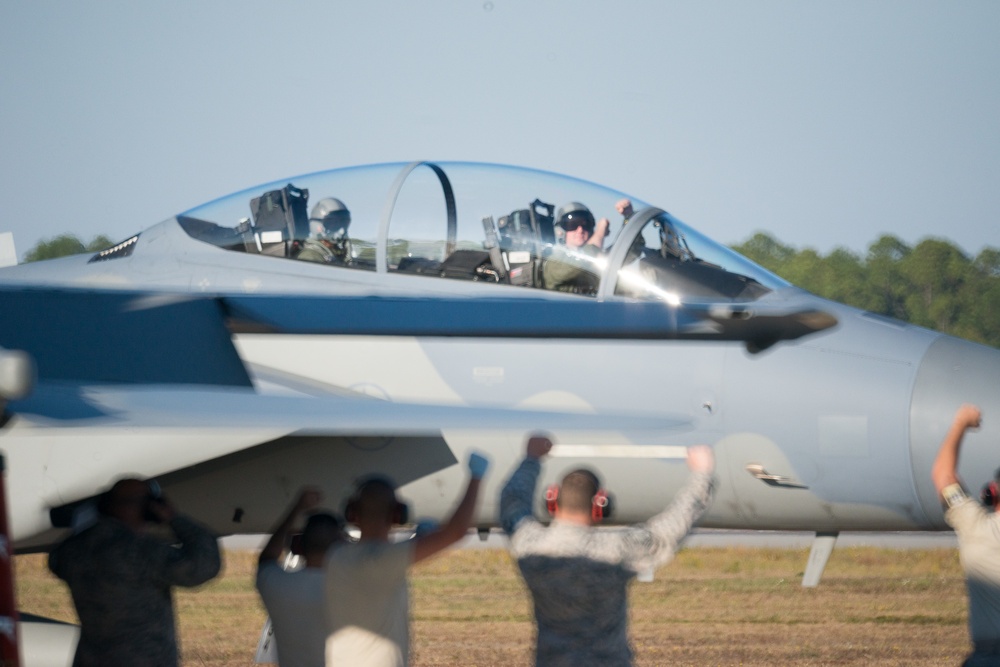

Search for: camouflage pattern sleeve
xmin=162 ymin=515 xmax=222 ymax=587
xmin=622 ymin=471 xmax=715 ymax=573
xmin=501 ymin=458 xmax=542 ymax=536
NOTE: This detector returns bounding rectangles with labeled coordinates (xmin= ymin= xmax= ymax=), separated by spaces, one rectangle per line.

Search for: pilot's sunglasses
xmin=561 ymin=217 xmax=591 ymax=231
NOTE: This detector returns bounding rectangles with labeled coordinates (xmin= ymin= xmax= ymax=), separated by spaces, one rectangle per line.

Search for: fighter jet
xmin=0 ymin=161 xmax=996 ymax=592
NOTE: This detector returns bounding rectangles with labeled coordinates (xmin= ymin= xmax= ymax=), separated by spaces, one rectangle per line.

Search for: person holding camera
xmin=324 ymin=452 xmax=490 ymax=667
xmin=931 ymin=404 xmax=1000 ymax=666
xmin=48 ymin=478 xmax=221 ymax=667
xmin=500 ymin=435 xmax=715 ymax=667
xmin=256 ymin=487 xmax=345 ymax=667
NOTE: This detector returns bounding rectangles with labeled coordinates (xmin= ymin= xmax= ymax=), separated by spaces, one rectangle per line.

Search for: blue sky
xmin=2 ymin=1 xmax=998 ymax=262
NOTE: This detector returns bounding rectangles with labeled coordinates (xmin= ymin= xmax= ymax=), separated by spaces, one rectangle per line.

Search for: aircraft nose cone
xmin=909 ymin=335 xmax=1000 ymax=528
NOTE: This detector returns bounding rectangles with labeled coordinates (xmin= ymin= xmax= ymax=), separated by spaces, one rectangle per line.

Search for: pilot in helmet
xmin=297 ymin=198 xmax=352 ymax=265
xmin=543 ymin=202 xmax=611 ymax=294
xmin=555 ymin=202 xmax=599 ymax=250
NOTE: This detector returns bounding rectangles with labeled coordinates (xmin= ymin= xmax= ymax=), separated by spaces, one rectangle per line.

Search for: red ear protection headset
xmin=344 ymin=476 xmax=410 ymax=525
xmin=544 ymin=484 xmax=614 ymax=521
xmin=981 ymin=481 xmax=998 ymax=507
xmin=981 ymin=470 xmax=1000 ymax=507
xmin=545 ymin=485 xmax=559 ymax=516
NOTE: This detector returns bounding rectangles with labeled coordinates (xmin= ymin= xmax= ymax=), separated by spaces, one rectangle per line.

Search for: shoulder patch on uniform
xmin=943 ymin=483 xmax=968 ymax=509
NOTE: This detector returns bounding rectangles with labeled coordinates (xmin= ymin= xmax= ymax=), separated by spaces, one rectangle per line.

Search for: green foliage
xmin=731 ymin=233 xmax=1000 ymax=348
xmin=22 ymin=234 xmax=115 ymax=263
xmin=85 ymin=235 xmax=115 ymax=252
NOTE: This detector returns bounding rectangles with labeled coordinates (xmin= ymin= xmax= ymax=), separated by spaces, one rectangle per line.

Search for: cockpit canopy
xmin=174 ymin=161 xmax=787 ymax=304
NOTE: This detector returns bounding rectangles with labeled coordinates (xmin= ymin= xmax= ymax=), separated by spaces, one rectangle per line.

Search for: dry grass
xmin=16 ymin=546 xmax=971 ymax=666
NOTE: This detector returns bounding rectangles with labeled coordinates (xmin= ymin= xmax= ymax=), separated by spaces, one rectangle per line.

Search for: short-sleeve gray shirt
xmin=946 ymin=491 xmax=1000 ymax=643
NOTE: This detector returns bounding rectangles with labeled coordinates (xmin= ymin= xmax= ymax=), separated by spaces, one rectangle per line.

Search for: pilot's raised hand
xmin=686 ymin=445 xmax=715 ymax=474
xmin=468 ymin=451 xmax=491 ymax=480
xmin=615 ymin=198 xmax=634 ymax=219
xmin=587 ymin=217 xmax=612 ymax=250
xmin=526 ymin=435 xmax=553 ymax=460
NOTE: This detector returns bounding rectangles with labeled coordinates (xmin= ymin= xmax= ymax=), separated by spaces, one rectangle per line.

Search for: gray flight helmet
xmin=309 ymin=198 xmax=351 ymax=240
xmin=555 ymin=201 xmax=595 ymax=232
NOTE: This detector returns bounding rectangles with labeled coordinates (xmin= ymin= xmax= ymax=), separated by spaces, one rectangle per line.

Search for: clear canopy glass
xmin=178 ymin=161 xmax=788 ymax=303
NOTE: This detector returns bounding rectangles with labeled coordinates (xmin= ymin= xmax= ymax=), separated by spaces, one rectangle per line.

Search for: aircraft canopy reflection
xmin=107 ymin=161 xmax=788 ymax=305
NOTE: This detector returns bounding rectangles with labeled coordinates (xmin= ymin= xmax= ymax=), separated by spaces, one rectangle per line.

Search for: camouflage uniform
xmin=501 ymin=458 xmax=714 ymax=667
xmin=296 ymin=238 xmax=349 ymax=265
xmin=48 ymin=515 xmax=221 ymax=667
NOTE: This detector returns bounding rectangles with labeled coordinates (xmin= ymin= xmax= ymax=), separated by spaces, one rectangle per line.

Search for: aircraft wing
xmin=8 ymin=383 xmax=689 ymax=547
xmin=13 ymin=383 xmax=686 ymax=433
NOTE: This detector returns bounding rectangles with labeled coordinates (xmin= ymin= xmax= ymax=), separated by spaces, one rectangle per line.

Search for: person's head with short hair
xmin=557 ymin=468 xmax=601 ymax=520
xmin=347 ymin=477 xmax=406 ymax=540
xmin=355 ymin=478 xmax=397 ymax=519
xmin=300 ymin=512 xmax=346 ymax=565
xmin=556 ymin=202 xmax=595 ymax=249
xmin=99 ymin=478 xmax=155 ymax=530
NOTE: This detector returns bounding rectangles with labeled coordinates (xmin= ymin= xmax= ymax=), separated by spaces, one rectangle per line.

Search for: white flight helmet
xmin=309 ymin=198 xmax=351 ymax=240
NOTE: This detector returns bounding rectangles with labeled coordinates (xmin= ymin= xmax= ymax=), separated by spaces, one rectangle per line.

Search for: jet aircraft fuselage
xmin=0 ymin=161 xmax=996 ymax=562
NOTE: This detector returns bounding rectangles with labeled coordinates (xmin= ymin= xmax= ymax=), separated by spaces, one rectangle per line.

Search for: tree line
xmin=21 ymin=231 xmax=1000 ymax=348
xmin=23 ymin=234 xmax=115 ymax=262
xmin=731 ymin=233 xmax=1000 ymax=349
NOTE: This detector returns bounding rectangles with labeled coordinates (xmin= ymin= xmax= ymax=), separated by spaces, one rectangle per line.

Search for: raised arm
xmin=500 ymin=435 xmax=551 ymax=535
xmin=932 ymin=404 xmax=983 ymax=497
xmin=163 ymin=512 xmax=223 ymax=586
xmin=626 ymin=445 xmax=715 ymax=572
xmin=412 ymin=452 xmax=489 ymax=564
xmin=587 ymin=218 xmax=611 ymax=249
xmin=615 ymin=199 xmax=634 ymax=220
xmin=258 ymin=487 xmax=321 ymax=565
xmin=147 ymin=493 xmax=222 ymax=587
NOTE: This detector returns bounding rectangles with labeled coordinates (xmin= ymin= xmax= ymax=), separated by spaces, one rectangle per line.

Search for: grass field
xmin=16 ymin=545 xmax=973 ymax=666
